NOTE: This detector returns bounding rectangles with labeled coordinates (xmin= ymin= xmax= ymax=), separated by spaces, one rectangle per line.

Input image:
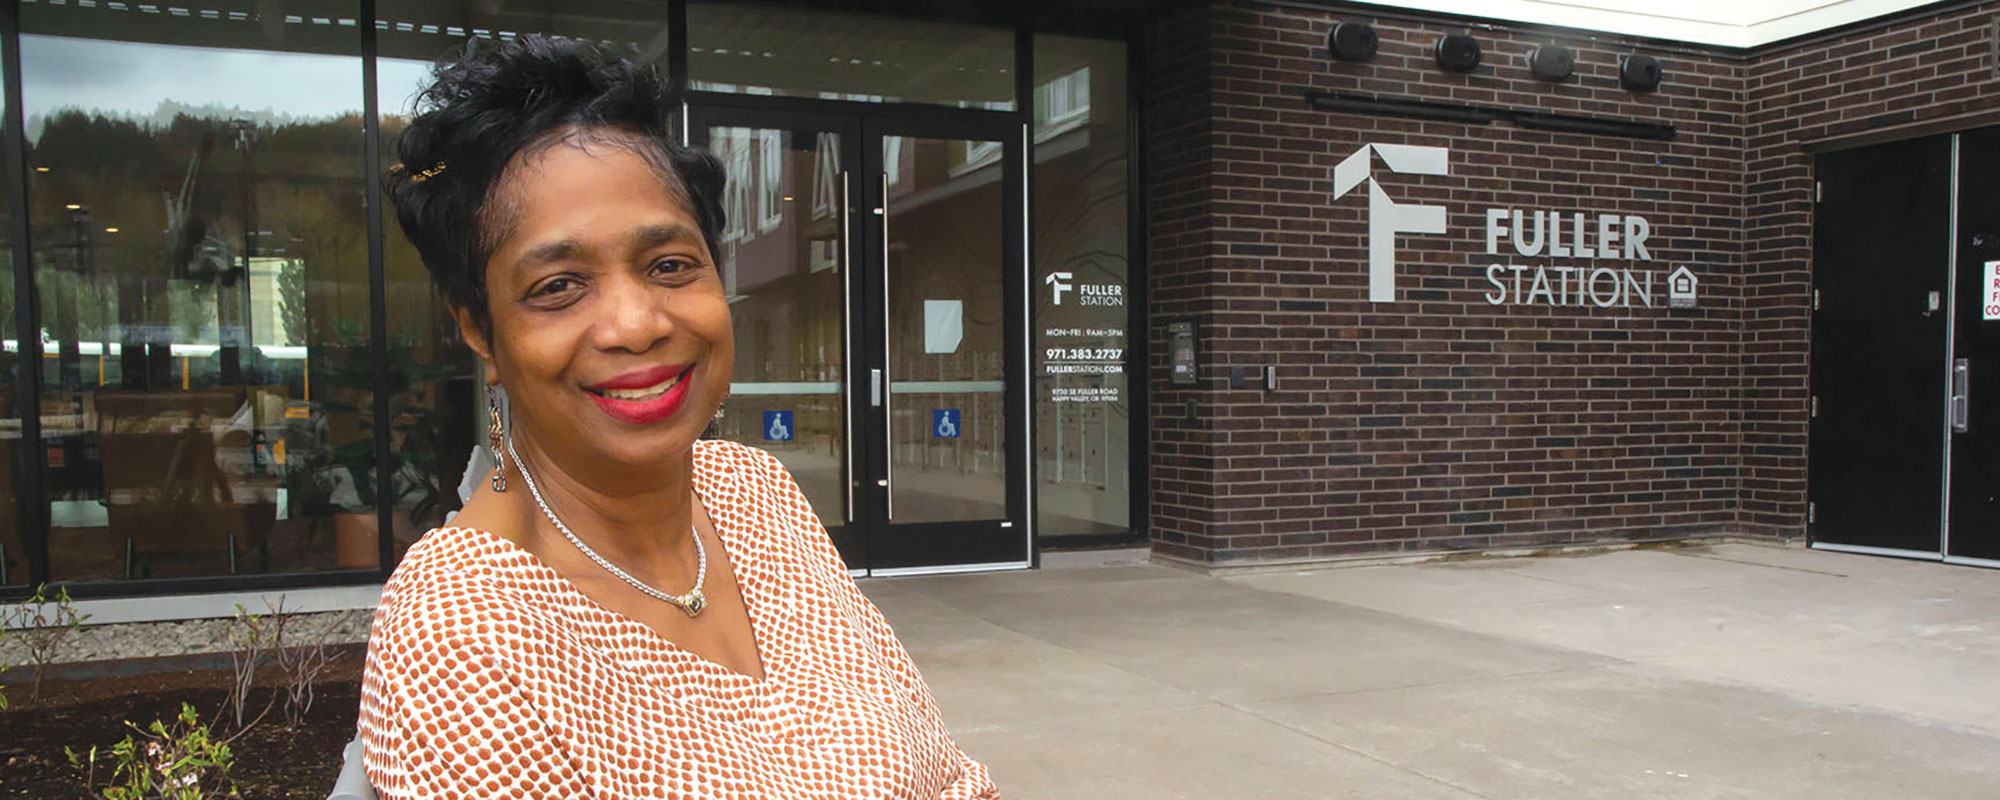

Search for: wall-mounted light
xmin=1327 ymin=21 xmax=1379 ymax=62
xmin=1435 ymin=34 xmax=1482 ymax=74
xmin=34 ymin=166 xmax=49 ymax=173
xmin=1527 ymin=45 xmax=1575 ymax=82
xmin=64 ymin=203 xmax=82 ymax=210
xmin=1621 ymin=54 xmax=1663 ymax=91
xmin=104 ymin=227 xmax=120 ymax=234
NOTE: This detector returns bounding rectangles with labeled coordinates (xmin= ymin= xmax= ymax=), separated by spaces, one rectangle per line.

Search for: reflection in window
xmin=689 ymin=3 xmax=1015 ymax=110
xmin=1033 ymin=36 xmax=1131 ymax=539
xmin=707 ymin=127 xmax=848 ymax=524
xmin=1038 ymin=67 xmax=1092 ymax=134
xmin=21 ymin=0 xmax=382 ymax=580
xmin=759 ymin=130 xmax=785 ymax=233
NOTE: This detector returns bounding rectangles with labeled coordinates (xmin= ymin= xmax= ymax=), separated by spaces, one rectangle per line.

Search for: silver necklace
xmin=504 ymin=434 xmax=708 ymax=617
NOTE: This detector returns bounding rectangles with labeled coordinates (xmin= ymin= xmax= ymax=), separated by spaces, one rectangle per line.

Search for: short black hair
xmin=386 ymin=35 xmax=726 ymax=334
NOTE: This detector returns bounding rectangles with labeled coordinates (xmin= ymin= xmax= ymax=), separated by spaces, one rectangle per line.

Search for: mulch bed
xmin=1 ymin=650 xmax=365 ymax=799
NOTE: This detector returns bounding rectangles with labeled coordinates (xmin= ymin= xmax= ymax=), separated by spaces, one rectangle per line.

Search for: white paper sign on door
xmin=1987 ymin=260 xmax=2000 ymax=321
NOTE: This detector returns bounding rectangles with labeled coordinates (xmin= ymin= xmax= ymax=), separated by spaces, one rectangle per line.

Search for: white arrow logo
xmin=1333 ymin=144 xmax=1450 ymax=303
xmin=1045 ymin=271 xmax=1073 ymax=306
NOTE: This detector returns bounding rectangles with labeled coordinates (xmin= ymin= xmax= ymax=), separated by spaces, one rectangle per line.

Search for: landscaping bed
xmin=0 ymin=649 xmax=364 ymax=799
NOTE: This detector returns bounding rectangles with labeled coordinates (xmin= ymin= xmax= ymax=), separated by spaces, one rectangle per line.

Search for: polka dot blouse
xmin=358 ymin=440 xmax=998 ymax=799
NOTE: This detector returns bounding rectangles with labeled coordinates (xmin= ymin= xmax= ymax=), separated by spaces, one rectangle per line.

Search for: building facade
xmin=1 ymin=0 xmax=1996 ymax=618
xmin=1145 ymin=0 xmax=2000 ymax=567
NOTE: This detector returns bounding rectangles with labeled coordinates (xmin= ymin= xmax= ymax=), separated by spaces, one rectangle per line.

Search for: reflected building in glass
xmin=0 ymin=0 xmax=1141 ymax=609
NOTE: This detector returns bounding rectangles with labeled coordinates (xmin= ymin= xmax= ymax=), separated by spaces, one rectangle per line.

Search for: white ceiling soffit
xmin=1349 ymin=0 xmax=1943 ymax=48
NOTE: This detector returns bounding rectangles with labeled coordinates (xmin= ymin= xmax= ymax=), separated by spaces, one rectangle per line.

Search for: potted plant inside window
xmin=317 ymin=341 xmax=455 ymax=569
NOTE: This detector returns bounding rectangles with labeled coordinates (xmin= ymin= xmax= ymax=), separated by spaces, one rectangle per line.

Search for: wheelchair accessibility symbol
xmin=762 ymin=410 xmax=794 ymax=442
xmin=932 ymin=408 xmax=961 ymax=439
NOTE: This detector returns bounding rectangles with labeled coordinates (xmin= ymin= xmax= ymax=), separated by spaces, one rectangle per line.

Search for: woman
xmin=358 ymin=36 xmax=997 ymax=800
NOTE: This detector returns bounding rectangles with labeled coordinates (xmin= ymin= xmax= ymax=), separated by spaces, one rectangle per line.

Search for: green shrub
xmin=67 ymin=702 xmax=241 ymax=799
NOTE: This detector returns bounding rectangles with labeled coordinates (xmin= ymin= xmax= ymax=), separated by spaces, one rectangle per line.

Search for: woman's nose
xmin=593 ymin=274 xmax=675 ymax=353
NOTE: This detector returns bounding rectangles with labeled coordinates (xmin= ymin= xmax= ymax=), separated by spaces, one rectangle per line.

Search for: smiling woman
xmin=359 ymin=36 xmax=997 ymax=799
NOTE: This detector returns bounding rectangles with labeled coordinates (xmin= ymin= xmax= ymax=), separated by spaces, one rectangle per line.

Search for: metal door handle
xmin=1953 ymin=359 xmax=1970 ymax=433
xmin=870 ymin=368 xmax=882 ymax=406
xmin=881 ymin=170 xmax=894 ymax=521
xmin=840 ymin=170 xmax=854 ymax=522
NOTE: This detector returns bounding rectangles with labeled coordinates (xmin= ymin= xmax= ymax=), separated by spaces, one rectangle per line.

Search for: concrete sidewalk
xmin=866 ymin=543 xmax=2000 ymax=799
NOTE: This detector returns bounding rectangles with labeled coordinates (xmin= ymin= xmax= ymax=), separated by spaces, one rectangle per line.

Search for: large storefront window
xmin=0 ymin=2 xmax=1143 ymax=597
xmin=21 ymin=0 xmax=377 ymax=579
xmin=688 ymin=3 xmax=1015 ymax=110
xmin=1033 ymin=35 xmax=1131 ymax=539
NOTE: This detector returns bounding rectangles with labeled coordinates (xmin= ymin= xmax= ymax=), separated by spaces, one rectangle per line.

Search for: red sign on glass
xmin=1986 ymin=260 xmax=2000 ymax=321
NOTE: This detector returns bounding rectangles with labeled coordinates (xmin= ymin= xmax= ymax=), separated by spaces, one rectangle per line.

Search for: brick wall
xmin=1144 ymin=0 xmax=2000 ymax=565
xmin=1145 ymin=3 xmax=1224 ymax=560
xmin=1741 ymin=1 xmax=2000 ymax=534
xmin=1144 ymin=1 xmax=1750 ymax=564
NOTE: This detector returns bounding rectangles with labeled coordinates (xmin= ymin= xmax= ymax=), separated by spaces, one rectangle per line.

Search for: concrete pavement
xmin=864 ymin=543 xmax=2000 ymax=799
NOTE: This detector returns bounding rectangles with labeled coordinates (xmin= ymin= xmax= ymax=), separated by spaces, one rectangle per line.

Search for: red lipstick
xmin=584 ymin=364 xmax=695 ymax=425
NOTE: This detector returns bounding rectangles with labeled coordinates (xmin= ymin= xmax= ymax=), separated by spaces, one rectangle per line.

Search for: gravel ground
xmin=0 ymin=610 xmax=372 ymax=666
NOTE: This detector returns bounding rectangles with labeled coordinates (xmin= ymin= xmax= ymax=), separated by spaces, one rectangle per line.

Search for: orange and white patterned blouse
xmin=358 ymin=439 xmax=997 ymax=799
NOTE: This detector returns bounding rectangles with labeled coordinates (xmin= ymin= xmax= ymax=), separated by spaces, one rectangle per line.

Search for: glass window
xmin=1032 ymin=35 xmax=1130 ymax=539
xmin=21 ymin=0 xmax=377 ymax=580
xmin=688 ymin=3 xmax=1015 ymax=110
xmin=376 ymin=0 xmax=674 ymax=117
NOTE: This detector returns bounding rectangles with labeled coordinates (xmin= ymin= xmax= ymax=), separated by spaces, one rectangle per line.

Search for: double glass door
xmin=691 ymin=105 xmax=1028 ymax=574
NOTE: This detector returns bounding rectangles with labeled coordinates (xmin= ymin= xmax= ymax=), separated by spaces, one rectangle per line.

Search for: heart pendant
xmin=677 ymin=588 xmax=706 ymax=618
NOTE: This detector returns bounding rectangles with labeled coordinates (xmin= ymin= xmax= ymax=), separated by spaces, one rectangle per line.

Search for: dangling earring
xmin=487 ymin=384 xmax=508 ymax=492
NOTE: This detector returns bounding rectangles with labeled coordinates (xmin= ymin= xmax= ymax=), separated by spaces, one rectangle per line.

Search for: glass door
xmin=690 ymin=106 xmax=1027 ymax=573
xmin=691 ymin=109 xmax=868 ymax=566
xmin=861 ymin=117 xmax=1028 ymax=573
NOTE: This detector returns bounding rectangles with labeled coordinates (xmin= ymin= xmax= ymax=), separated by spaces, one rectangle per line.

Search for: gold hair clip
xmin=409 ymin=162 xmax=448 ymax=183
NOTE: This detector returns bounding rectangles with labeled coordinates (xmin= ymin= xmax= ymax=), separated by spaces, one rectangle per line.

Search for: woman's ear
xmin=451 ymin=304 xmax=499 ymax=383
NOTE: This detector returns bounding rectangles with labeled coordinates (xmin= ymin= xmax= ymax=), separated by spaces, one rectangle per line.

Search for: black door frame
xmin=1944 ymin=127 xmax=2000 ymax=567
xmin=687 ymin=95 xmax=1031 ymax=574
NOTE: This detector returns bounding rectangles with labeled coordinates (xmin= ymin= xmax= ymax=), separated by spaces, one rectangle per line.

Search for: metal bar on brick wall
xmin=1511 ymin=111 xmax=1676 ymax=141
xmin=1304 ymin=91 xmax=1499 ymax=125
xmin=1304 ymin=90 xmax=1676 ymax=141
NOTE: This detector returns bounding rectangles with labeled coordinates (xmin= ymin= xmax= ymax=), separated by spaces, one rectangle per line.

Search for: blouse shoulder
xmin=368 ymin=527 xmax=535 ymax=654
xmin=692 ymin=439 xmax=839 ymax=567
xmin=694 ymin=439 xmax=805 ymax=505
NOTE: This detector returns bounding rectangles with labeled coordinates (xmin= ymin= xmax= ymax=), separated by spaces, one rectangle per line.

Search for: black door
xmin=687 ymin=102 xmax=1029 ymax=574
xmin=1947 ymin=127 xmax=2000 ymax=565
xmin=858 ymin=114 xmax=1029 ymax=573
xmin=1809 ymin=135 xmax=1954 ymax=555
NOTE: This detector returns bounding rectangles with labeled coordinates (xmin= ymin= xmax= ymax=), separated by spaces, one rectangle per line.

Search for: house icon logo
xmin=1669 ymin=265 xmax=1698 ymax=308
xmin=1333 ymin=143 xmax=1450 ymax=303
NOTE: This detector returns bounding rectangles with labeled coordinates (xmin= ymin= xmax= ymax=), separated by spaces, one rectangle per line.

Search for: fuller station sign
xmin=1482 ymin=209 xmax=1678 ymax=308
xmin=1337 ymin=142 xmax=1699 ymax=309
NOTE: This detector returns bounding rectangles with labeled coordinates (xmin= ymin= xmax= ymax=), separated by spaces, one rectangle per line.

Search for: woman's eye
xmin=531 ymin=277 xmax=578 ymax=298
xmin=651 ymin=258 xmax=695 ymax=277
